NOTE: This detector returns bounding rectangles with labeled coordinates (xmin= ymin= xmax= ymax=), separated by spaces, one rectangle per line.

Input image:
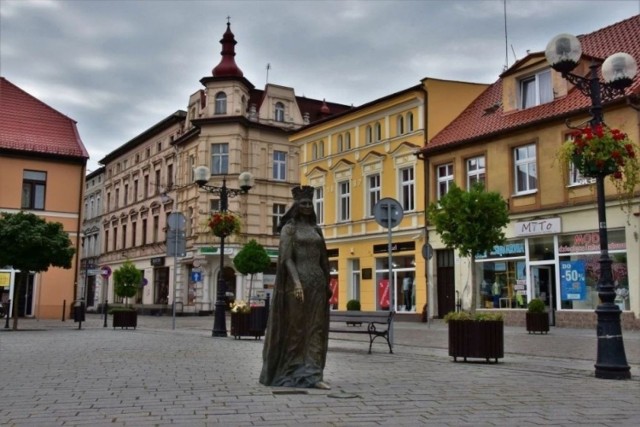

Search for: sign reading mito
xmin=514 ymin=218 xmax=561 ymax=236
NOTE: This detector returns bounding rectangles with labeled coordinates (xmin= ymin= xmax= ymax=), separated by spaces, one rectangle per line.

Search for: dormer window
xmin=275 ymin=102 xmax=285 ymax=122
xmin=215 ymin=92 xmax=227 ymax=115
xmin=520 ymin=69 xmax=552 ymax=109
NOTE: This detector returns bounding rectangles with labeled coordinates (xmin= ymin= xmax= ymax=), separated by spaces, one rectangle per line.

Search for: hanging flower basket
xmin=208 ymin=211 xmax=241 ymax=237
xmin=557 ymin=124 xmax=640 ymax=207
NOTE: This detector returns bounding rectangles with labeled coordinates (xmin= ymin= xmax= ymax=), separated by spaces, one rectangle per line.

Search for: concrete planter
xmin=526 ymin=312 xmax=549 ymax=334
xmin=230 ymin=306 xmax=268 ymax=339
xmin=448 ymin=320 xmax=504 ymax=363
xmin=112 ymin=310 xmax=137 ymax=329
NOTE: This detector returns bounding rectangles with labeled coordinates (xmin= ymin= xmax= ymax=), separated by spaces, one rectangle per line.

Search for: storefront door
xmin=530 ymin=265 xmax=556 ymax=326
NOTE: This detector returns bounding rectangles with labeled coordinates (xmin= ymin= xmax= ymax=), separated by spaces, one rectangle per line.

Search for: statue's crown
xmin=291 ymin=185 xmax=314 ymax=201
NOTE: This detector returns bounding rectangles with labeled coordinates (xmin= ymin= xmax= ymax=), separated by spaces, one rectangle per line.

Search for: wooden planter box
xmin=112 ymin=310 xmax=137 ymax=329
xmin=526 ymin=312 xmax=549 ymax=334
xmin=230 ymin=306 xmax=268 ymax=339
xmin=448 ymin=320 xmax=504 ymax=363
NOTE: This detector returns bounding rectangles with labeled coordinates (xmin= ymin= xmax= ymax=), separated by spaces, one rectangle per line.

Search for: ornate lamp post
xmin=194 ymin=166 xmax=253 ymax=337
xmin=545 ymin=33 xmax=637 ymax=380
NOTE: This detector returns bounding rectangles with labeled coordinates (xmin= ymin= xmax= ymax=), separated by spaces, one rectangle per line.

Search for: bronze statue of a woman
xmin=259 ymin=185 xmax=331 ymax=389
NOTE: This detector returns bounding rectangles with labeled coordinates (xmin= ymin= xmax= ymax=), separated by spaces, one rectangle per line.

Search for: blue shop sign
xmin=560 ymin=260 xmax=586 ymax=301
xmin=476 ymin=241 xmax=526 ymax=259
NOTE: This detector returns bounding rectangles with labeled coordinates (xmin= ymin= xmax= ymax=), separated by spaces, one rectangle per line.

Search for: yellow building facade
xmin=292 ymin=79 xmax=488 ymax=319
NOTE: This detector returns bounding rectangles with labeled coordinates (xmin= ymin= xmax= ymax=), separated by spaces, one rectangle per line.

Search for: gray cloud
xmin=1 ymin=0 xmax=638 ymax=172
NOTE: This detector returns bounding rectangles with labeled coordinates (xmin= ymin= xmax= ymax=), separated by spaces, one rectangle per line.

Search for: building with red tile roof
xmin=0 ymin=77 xmax=88 ymax=320
xmin=416 ymin=16 xmax=640 ymax=328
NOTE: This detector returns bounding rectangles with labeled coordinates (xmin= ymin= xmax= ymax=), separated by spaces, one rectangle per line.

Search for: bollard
xmin=62 ymin=299 xmax=66 ymax=322
xmin=103 ymin=301 xmax=108 ymax=328
xmin=4 ymin=299 xmax=10 ymax=329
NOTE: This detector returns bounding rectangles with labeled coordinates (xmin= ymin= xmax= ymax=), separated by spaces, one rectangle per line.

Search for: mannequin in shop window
xmin=403 ymin=274 xmax=413 ymax=311
xmin=492 ymin=277 xmax=502 ymax=308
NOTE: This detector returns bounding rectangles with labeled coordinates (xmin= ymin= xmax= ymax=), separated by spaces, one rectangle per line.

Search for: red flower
xmin=613 ymin=171 xmax=623 ymax=180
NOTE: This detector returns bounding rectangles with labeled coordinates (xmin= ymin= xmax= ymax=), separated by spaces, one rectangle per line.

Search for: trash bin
xmin=73 ymin=301 xmax=86 ymax=323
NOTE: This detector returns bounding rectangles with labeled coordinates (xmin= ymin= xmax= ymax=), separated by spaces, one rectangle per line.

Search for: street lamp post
xmin=545 ymin=33 xmax=637 ymax=380
xmin=195 ymin=166 xmax=253 ymax=337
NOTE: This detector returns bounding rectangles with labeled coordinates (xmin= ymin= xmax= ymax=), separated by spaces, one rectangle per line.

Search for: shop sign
xmin=514 ymin=218 xmax=561 ymax=236
xmin=558 ymin=231 xmax=626 ymax=254
xmin=150 ymin=257 xmax=165 ymax=266
xmin=560 ymin=260 xmax=586 ymax=301
xmin=476 ymin=241 xmax=526 ymax=259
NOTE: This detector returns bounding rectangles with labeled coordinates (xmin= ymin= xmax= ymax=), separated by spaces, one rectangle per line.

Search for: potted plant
xmin=112 ymin=260 xmax=141 ymax=329
xmin=444 ymin=311 xmax=504 ymax=363
xmin=526 ymin=298 xmax=549 ymax=334
xmin=208 ymin=211 xmax=241 ymax=237
xmin=229 ymin=299 xmax=268 ymax=339
xmin=557 ymin=124 xmax=640 ymax=210
xmin=346 ymin=299 xmax=362 ymax=326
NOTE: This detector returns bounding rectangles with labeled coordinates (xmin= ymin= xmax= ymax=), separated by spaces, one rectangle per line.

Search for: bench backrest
xmin=330 ymin=310 xmax=394 ymax=324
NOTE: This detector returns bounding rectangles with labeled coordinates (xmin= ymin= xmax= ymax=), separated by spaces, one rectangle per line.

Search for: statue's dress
xmin=259 ymin=221 xmax=330 ymax=388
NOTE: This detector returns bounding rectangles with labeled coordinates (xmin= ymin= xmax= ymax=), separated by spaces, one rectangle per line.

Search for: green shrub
xmin=108 ymin=307 xmax=136 ymax=314
xmin=346 ymin=299 xmax=361 ymax=311
xmin=444 ymin=311 xmax=503 ymax=323
xmin=527 ymin=298 xmax=545 ymax=313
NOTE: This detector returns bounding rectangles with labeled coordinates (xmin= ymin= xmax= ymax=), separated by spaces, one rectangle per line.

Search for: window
xmin=104 ymin=229 xmax=109 ymax=252
xmin=275 ymin=102 xmax=285 ymax=122
xmin=210 ymin=199 xmax=221 ymax=212
xmin=115 ymin=188 xmax=120 ymax=209
xmin=520 ymin=69 xmax=552 ymax=109
xmin=272 ymin=203 xmax=286 ymax=234
xmin=146 ymin=147 xmax=151 ymax=158
xmin=318 ymin=141 xmax=324 ymax=158
xmin=344 ymin=132 xmax=351 ymax=150
xmin=113 ymin=227 xmax=118 ymax=251
xmin=406 ymin=112 xmax=414 ymax=132
xmin=143 ymin=175 xmax=149 ymax=199
xmin=154 ymin=170 xmax=161 ymax=195
xmin=565 ymin=135 xmax=595 ymax=186
xmin=397 ymin=115 xmax=404 ymax=135
xmin=123 ymin=184 xmax=129 ymax=206
xmin=133 ymin=179 xmax=138 ymax=202
xmin=337 ymin=135 xmax=343 ymax=152
xmin=400 ymin=167 xmax=415 ymax=211
xmin=514 ymin=144 xmax=537 ymax=193
xmin=437 ymin=163 xmax=454 ymax=200
xmin=21 ymin=170 xmax=46 ymax=210
xmin=467 ymin=156 xmax=486 ymax=188
xmin=131 ymin=221 xmax=137 ymax=247
xmin=211 ymin=143 xmax=229 ymax=175
xmin=122 ymin=224 xmax=127 ymax=249
xmin=167 ymin=164 xmax=174 ymax=189
xmin=215 ymin=92 xmax=227 ymax=114
xmin=366 ymin=126 xmax=373 ymax=144
xmin=338 ymin=181 xmax=351 ymax=221
xmin=367 ymin=174 xmax=381 ymax=217
xmin=314 ymin=186 xmax=324 ymax=224
xmin=106 ymin=192 xmax=111 ymax=212
xmin=142 ymin=218 xmax=148 ymax=245
xmin=312 ymin=143 xmax=318 ymax=160
xmin=152 ymin=216 xmax=159 ymax=243
xmin=273 ymin=150 xmax=287 ymax=181
xmin=157 ymin=141 xmax=162 ymax=152
xmin=375 ymin=122 xmax=382 ymax=141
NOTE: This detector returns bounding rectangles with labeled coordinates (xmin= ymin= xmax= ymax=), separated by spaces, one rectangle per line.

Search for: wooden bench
xmin=329 ymin=311 xmax=394 ymax=354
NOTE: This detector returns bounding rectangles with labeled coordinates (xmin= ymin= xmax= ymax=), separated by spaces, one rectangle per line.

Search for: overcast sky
xmin=1 ymin=0 xmax=639 ymax=173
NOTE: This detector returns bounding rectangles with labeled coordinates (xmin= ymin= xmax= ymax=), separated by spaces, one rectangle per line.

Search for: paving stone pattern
xmin=0 ymin=314 xmax=638 ymax=426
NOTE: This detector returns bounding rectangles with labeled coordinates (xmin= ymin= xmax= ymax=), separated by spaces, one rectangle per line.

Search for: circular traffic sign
xmin=100 ymin=266 xmax=112 ymax=278
xmin=373 ymin=198 xmax=404 ymax=229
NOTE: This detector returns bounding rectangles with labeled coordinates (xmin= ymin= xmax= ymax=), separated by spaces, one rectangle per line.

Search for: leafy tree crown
xmin=113 ymin=260 xmax=142 ymax=299
xmin=233 ymin=239 xmax=271 ymax=275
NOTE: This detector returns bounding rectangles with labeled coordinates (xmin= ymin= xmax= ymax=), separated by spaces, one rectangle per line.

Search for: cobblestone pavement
xmin=1 ymin=314 xmax=638 ymax=426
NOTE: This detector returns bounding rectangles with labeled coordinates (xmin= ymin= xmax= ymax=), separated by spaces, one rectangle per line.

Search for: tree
xmin=113 ymin=260 xmax=142 ymax=307
xmin=427 ymin=183 xmax=509 ymax=313
xmin=0 ymin=211 xmax=75 ymax=330
xmin=233 ymin=239 xmax=271 ymax=307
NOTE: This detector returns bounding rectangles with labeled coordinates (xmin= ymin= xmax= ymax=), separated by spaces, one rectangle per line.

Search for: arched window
xmin=406 ymin=112 xmax=414 ymax=132
xmin=375 ymin=122 xmax=382 ymax=141
xmin=275 ymin=102 xmax=285 ymax=122
xmin=241 ymin=95 xmax=247 ymax=114
xmin=319 ymin=140 xmax=325 ymax=158
xmin=345 ymin=132 xmax=351 ymax=150
xmin=215 ymin=92 xmax=227 ymax=115
xmin=366 ymin=126 xmax=372 ymax=144
xmin=397 ymin=115 xmax=404 ymax=135
xmin=337 ymin=134 xmax=343 ymax=152
xmin=312 ymin=143 xmax=318 ymax=160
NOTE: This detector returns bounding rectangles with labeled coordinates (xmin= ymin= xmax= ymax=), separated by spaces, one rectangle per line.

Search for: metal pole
xmin=4 ymin=299 xmax=10 ymax=329
xmin=172 ymin=226 xmax=178 ymax=330
xmin=386 ymin=203 xmax=394 ymax=346
xmin=584 ymin=64 xmax=630 ymax=380
xmin=212 ymin=178 xmax=229 ymax=337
